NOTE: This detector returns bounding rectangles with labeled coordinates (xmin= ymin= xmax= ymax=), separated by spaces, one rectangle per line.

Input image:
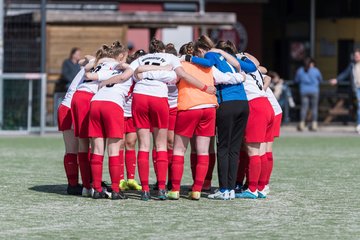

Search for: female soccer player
xmin=57 ymin=56 xmax=94 ymax=195
xmin=236 ymin=69 xmax=274 ymax=199
xmin=86 ymin=41 xmax=131 ymax=199
xmin=98 ymin=38 xmax=216 ymax=201
xmin=167 ymin=50 xmax=246 ymax=200
xmin=184 ymin=36 xmax=252 ymax=200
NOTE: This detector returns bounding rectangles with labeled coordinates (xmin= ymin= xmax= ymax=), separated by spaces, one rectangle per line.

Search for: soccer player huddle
xmin=57 ymin=35 xmax=282 ymax=201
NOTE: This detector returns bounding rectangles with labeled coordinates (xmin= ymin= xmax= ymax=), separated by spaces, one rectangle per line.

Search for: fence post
xmin=40 ymin=0 xmax=46 ymax=135
xmin=0 ymin=0 xmax=4 ymax=129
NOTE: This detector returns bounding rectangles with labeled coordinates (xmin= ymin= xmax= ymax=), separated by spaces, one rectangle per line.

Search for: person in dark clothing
xmin=60 ymin=47 xmax=82 ymax=89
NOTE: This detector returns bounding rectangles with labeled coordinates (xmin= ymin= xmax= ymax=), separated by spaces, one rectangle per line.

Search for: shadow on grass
xmin=28 ymin=183 xmax=216 ymax=200
xmin=29 ymin=184 xmax=70 ymax=196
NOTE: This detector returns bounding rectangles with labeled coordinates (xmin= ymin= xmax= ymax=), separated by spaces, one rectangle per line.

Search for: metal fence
xmin=1 ymin=0 xmax=47 ymax=134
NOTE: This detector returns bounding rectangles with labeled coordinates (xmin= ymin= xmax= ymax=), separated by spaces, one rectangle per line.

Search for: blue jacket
xmin=191 ymin=52 xmax=253 ymax=103
xmin=294 ymin=66 xmax=323 ymax=95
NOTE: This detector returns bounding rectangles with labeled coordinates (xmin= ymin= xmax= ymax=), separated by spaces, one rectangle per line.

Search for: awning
xmin=33 ymin=10 xmax=236 ymax=28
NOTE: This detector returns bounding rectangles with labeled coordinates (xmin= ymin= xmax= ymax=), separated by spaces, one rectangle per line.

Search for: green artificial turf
xmin=0 ymin=136 xmax=359 ymax=239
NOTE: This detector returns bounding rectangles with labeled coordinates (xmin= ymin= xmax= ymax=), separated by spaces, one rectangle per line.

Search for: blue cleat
xmin=235 ymin=189 xmax=258 ymax=199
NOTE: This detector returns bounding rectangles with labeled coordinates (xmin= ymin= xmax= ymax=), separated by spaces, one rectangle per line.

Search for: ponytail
xmin=149 ymin=38 xmax=165 ymax=53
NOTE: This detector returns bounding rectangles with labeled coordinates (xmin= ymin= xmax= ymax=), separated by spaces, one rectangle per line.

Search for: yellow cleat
xmin=167 ymin=191 xmax=180 ymax=200
xmin=119 ymin=179 xmax=129 ymax=191
xmin=188 ymin=191 xmax=201 ymax=201
xmin=127 ymin=179 xmax=142 ymax=191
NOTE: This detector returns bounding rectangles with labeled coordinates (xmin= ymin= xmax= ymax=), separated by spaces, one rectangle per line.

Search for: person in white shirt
xmin=57 ymin=57 xmax=94 ymax=196
xmin=236 ymin=69 xmax=274 ymax=200
xmin=98 ymin=38 xmax=216 ymax=201
xmin=71 ymin=44 xmax=115 ymax=196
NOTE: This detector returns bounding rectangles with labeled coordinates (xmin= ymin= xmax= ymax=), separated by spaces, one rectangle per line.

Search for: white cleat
xmin=208 ymin=189 xmax=230 ymax=200
xmin=263 ymin=185 xmax=270 ymax=195
xmin=229 ymin=190 xmax=235 ymax=200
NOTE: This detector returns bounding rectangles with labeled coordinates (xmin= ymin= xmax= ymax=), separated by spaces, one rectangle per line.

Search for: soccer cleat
xmin=140 ymin=191 xmax=151 ymax=201
xmin=111 ymin=191 xmax=128 ymax=200
xmin=188 ymin=191 xmax=201 ymax=200
xmin=156 ymin=189 xmax=167 ymax=200
xmin=257 ymin=190 xmax=267 ymax=199
xmin=167 ymin=191 xmax=180 ymax=200
xmin=82 ymin=187 xmax=92 ymax=197
xmin=202 ymin=180 xmax=211 ymax=192
xmin=119 ymin=179 xmax=129 ymax=191
xmin=127 ymin=179 xmax=142 ymax=191
xmin=101 ymin=181 xmax=112 ymax=192
xmin=208 ymin=189 xmax=230 ymax=200
xmin=92 ymin=189 xmax=109 ymax=199
xmin=235 ymin=189 xmax=258 ymax=199
xmin=229 ymin=190 xmax=235 ymax=200
xmin=264 ymin=185 xmax=270 ymax=195
xmin=67 ymin=184 xmax=83 ymax=195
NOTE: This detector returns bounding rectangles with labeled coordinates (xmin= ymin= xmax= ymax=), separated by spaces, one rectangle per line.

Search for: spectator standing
xmin=330 ymin=49 xmax=360 ymax=134
xmin=294 ymin=57 xmax=323 ymax=131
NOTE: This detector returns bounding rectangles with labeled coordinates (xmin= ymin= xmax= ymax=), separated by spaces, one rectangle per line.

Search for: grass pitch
xmin=0 ymin=135 xmax=360 ymax=239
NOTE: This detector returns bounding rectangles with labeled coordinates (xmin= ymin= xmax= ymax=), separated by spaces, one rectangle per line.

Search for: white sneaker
xmin=82 ymin=187 xmax=92 ymax=197
xmin=208 ymin=189 xmax=230 ymax=200
xmin=264 ymin=185 xmax=270 ymax=195
xmin=356 ymin=124 xmax=360 ymax=134
xmin=229 ymin=190 xmax=235 ymax=200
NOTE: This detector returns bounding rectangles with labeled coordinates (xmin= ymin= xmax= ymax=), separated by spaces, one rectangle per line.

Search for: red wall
xmin=119 ymin=3 xmax=163 ymax=52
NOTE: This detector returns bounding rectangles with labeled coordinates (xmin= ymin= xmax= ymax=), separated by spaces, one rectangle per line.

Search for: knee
xmin=167 ymin=139 xmax=174 ymax=150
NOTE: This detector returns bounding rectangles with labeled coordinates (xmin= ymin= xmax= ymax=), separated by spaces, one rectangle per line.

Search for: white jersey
xmin=243 ymin=70 xmax=267 ymax=101
xmin=76 ymin=61 xmax=119 ymax=94
xmin=266 ymin=88 xmax=282 ymax=115
xmin=91 ymin=62 xmax=132 ymax=108
xmin=61 ymin=68 xmax=85 ymax=108
xmin=129 ymin=53 xmax=182 ymax=98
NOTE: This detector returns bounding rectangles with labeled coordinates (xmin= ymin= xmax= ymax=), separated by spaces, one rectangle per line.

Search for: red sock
xmin=137 ymin=151 xmax=150 ymax=191
xmin=171 ymin=155 xmax=184 ymax=191
xmin=167 ymin=149 xmax=173 ymax=181
xmin=90 ymin=154 xmax=103 ymax=192
xmin=156 ymin=151 xmax=168 ymax=190
xmin=237 ymin=151 xmax=249 ymax=185
xmin=152 ymin=148 xmax=158 ymax=177
xmin=258 ymin=154 xmax=268 ymax=191
xmin=78 ymin=152 xmax=91 ymax=189
xmin=125 ymin=150 xmax=136 ymax=179
xmin=193 ymin=155 xmax=209 ymax=192
xmin=119 ymin=150 xmax=124 ymax=180
xmin=109 ymin=156 xmax=121 ymax=192
xmin=63 ymin=153 xmax=78 ymax=186
xmin=190 ymin=153 xmax=197 ymax=181
xmin=205 ymin=153 xmax=216 ymax=181
xmin=247 ymin=155 xmax=261 ymax=192
xmin=266 ymin=152 xmax=274 ymax=185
